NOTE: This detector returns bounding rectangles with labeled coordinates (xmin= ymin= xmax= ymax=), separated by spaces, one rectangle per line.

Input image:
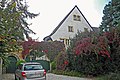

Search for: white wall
xmin=51 ymin=7 xmax=92 ymax=41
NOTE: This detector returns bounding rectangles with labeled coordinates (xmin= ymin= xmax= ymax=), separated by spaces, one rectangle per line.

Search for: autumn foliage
xmin=21 ymin=38 xmax=65 ymax=60
xmin=67 ymin=28 xmax=120 ymax=76
xmin=21 ymin=37 xmax=36 ymax=58
xmin=56 ymin=51 xmax=69 ymax=71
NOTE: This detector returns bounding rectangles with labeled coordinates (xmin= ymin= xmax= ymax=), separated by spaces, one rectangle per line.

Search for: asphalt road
xmin=46 ymin=73 xmax=92 ymax=80
xmin=2 ymin=73 xmax=92 ymax=80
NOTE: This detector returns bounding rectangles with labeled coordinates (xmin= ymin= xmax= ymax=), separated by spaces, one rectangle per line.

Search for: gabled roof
xmin=43 ymin=5 xmax=94 ymax=41
xmin=49 ymin=5 xmax=93 ymax=36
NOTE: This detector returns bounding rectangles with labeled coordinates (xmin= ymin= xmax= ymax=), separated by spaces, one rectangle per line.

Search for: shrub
xmin=96 ymin=73 xmax=120 ymax=80
xmin=51 ymin=61 xmax=56 ymax=70
xmin=16 ymin=60 xmax=26 ymax=66
xmin=108 ymin=73 xmax=120 ymax=80
xmin=52 ymin=70 xmax=82 ymax=77
xmin=56 ymin=51 xmax=68 ymax=71
xmin=67 ymin=28 xmax=120 ymax=76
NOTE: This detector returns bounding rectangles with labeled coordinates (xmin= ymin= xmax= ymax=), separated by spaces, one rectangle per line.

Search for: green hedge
xmin=52 ymin=70 xmax=82 ymax=77
xmin=96 ymin=73 xmax=120 ymax=80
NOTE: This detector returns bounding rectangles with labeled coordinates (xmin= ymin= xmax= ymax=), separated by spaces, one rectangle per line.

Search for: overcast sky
xmin=27 ymin=0 xmax=111 ymax=41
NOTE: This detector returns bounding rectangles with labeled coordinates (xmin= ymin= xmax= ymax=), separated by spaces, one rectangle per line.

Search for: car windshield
xmin=24 ymin=64 xmax=43 ymax=71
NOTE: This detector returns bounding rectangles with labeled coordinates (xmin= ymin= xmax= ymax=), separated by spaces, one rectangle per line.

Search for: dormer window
xmin=73 ymin=14 xmax=81 ymax=21
xmin=68 ymin=26 xmax=74 ymax=32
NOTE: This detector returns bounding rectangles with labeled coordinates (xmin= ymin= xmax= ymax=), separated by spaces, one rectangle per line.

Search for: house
xmin=43 ymin=5 xmax=94 ymax=48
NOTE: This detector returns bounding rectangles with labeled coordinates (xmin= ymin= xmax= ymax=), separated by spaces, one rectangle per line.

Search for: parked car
xmin=15 ymin=62 xmax=46 ymax=80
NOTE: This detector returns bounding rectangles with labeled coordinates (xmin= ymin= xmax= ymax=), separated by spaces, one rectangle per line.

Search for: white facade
xmin=36 ymin=55 xmax=50 ymax=61
xmin=44 ymin=5 xmax=93 ymax=48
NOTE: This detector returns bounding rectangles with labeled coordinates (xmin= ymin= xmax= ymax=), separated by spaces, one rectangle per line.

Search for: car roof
xmin=21 ymin=62 xmax=40 ymax=65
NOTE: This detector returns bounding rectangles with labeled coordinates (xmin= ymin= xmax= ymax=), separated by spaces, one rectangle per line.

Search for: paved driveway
xmin=2 ymin=73 xmax=92 ymax=80
xmin=46 ymin=73 xmax=92 ymax=80
xmin=2 ymin=74 xmax=14 ymax=80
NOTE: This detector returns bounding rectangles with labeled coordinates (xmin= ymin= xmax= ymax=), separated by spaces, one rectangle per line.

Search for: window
xmin=24 ymin=64 xmax=43 ymax=71
xmin=84 ymin=28 xmax=88 ymax=32
xmin=68 ymin=26 xmax=74 ymax=32
xmin=73 ymin=15 xmax=77 ymax=20
xmin=77 ymin=15 xmax=80 ymax=21
xmin=65 ymin=39 xmax=70 ymax=45
xmin=59 ymin=38 xmax=70 ymax=46
xmin=73 ymin=14 xmax=81 ymax=21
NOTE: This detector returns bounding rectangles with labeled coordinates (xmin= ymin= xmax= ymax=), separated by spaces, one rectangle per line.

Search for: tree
xmin=0 ymin=0 xmax=38 ymax=65
xmin=0 ymin=0 xmax=39 ymax=39
xmin=100 ymin=0 xmax=120 ymax=31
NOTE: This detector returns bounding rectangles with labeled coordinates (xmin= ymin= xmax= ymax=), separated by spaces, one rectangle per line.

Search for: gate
xmin=32 ymin=60 xmax=50 ymax=72
xmin=6 ymin=56 xmax=17 ymax=73
xmin=25 ymin=55 xmax=50 ymax=72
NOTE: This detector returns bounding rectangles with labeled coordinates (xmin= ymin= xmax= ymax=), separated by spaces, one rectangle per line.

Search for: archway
xmin=6 ymin=56 xmax=17 ymax=73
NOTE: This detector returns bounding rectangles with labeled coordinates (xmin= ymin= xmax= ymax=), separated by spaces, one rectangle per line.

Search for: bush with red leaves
xmin=67 ymin=28 xmax=120 ymax=76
